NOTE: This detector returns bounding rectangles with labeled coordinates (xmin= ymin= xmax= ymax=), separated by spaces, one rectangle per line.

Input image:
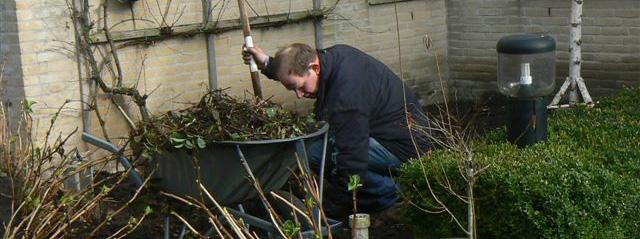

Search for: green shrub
xmin=399 ymin=88 xmax=640 ymax=238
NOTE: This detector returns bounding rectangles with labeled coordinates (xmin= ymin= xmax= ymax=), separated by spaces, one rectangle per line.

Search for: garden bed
xmin=400 ymin=88 xmax=640 ymax=238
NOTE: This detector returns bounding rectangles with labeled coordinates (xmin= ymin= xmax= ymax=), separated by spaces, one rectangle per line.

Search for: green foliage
xmin=399 ymin=88 xmax=640 ymax=238
xmin=169 ymin=132 xmax=206 ymax=150
xmin=348 ymin=174 xmax=363 ymax=192
xmin=283 ymin=220 xmax=301 ymax=238
xmin=22 ymin=100 xmax=37 ymax=114
xmin=138 ymin=90 xmax=317 ymax=154
xmin=304 ymin=197 xmax=317 ymax=209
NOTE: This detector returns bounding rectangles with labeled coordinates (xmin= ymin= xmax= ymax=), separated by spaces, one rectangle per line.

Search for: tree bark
xmin=568 ymin=0 xmax=583 ymax=105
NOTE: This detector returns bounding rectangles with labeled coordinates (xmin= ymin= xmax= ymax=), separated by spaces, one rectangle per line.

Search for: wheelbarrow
xmin=82 ymin=122 xmax=342 ymax=238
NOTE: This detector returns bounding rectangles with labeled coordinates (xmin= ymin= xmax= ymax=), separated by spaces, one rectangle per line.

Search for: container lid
xmin=496 ymin=34 xmax=556 ymax=54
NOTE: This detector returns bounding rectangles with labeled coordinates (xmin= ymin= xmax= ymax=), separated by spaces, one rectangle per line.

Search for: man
xmin=243 ymin=43 xmax=430 ymax=217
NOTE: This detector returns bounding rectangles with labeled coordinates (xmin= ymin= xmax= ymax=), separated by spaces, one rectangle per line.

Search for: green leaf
xmin=348 ymin=174 xmax=363 ymax=192
xmin=22 ymin=100 xmax=37 ymax=114
xmin=31 ymin=197 xmax=41 ymax=208
xmin=266 ymin=108 xmax=277 ymax=118
xmin=304 ymin=197 xmax=316 ymax=209
xmin=144 ymin=206 xmax=153 ymax=215
xmin=196 ymin=137 xmax=206 ymax=149
xmin=170 ymin=132 xmax=187 ymax=148
xmin=185 ymin=140 xmax=194 ymax=149
xmin=60 ymin=194 xmax=77 ymax=206
xmin=292 ymin=125 xmax=302 ymax=134
xmin=184 ymin=117 xmax=197 ymax=128
xmin=101 ymin=185 xmax=111 ymax=194
xmin=128 ymin=217 xmax=138 ymax=225
xmin=283 ymin=220 xmax=301 ymax=238
xmin=230 ymin=133 xmax=247 ymax=141
xmin=306 ymin=114 xmax=316 ymax=125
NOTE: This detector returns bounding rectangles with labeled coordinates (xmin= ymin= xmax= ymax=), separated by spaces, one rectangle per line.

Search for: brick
xmin=484 ymin=17 xmax=509 ymax=25
xmin=614 ymin=9 xmax=640 ymax=18
xmin=623 ymin=37 xmax=640 ymax=45
xmin=477 ymin=8 xmax=502 ymax=16
xmin=583 ymin=9 xmax=616 ymax=18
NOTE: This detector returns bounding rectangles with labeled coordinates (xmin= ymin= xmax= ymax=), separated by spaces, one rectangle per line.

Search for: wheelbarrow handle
xmin=81 ymin=132 xmax=144 ymax=188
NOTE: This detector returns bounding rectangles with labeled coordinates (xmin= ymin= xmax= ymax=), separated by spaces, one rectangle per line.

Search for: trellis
xmin=73 ymin=0 xmax=330 ymax=137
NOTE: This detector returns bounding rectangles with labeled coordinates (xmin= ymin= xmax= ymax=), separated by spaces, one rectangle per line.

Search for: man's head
xmin=273 ymin=43 xmax=320 ymax=99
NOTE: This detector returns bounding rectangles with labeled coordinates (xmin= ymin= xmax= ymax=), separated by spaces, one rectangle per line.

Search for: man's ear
xmin=309 ymin=62 xmax=320 ymax=75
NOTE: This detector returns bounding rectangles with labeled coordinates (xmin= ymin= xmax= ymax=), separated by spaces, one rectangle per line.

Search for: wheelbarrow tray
xmin=152 ymin=123 xmax=328 ymax=206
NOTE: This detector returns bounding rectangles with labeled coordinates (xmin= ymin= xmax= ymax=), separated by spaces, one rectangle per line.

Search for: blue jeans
xmin=307 ymin=137 xmax=402 ymax=213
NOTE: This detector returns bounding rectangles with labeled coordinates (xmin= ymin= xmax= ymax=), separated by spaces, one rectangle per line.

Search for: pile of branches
xmin=139 ymin=90 xmax=317 ymax=152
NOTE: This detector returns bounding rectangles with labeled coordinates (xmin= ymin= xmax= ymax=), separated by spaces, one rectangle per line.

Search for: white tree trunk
xmin=568 ymin=0 xmax=583 ymax=105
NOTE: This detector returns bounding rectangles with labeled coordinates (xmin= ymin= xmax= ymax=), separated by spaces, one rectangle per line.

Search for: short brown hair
xmin=273 ymin=43 xmax=317 ymax=77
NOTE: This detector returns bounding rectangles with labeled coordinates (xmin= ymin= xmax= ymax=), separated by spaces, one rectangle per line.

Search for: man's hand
xmin=242 ymin=45 xmax=268 ymax=70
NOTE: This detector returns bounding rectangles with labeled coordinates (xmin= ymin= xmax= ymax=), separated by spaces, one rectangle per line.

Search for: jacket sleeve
xmin=260 ymin=56 xmax=278 ymax=81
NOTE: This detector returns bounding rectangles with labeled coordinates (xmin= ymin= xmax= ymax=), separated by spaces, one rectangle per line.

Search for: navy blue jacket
xmin=263 ymin=45 xmax=430 ymax=210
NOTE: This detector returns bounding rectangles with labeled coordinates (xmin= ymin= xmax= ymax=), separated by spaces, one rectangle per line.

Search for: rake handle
xmin=237 ymin=0 xmax=263 ymax=99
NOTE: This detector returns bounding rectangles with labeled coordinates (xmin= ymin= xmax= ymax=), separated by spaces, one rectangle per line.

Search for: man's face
xmin=279 ymin=64 xmax=320 ymax=99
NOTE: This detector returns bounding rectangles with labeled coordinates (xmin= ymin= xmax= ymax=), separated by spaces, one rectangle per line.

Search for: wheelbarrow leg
xmin=317 ymin=132 xmax=329 ymax=209
xmin=235 ymin=145 xmax=282 ymax=237
xmin=293 ymin=140 xmax=317 ymax=220
xmin=295 ymin=136 xmax=329 ymax=235
xmin=178 ymin=224 xmax=186 ymax=239
xmin=81 ymin=132 xmax=144 ymax=188
xmin=164 ymin=216 xmax=170 ymax=239
xmin=294 ymin=139 xmax=310 ymax=170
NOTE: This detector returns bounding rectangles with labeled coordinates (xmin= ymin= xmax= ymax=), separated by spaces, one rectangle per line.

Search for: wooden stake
xmin=237 ymin=0 xmax=262 ymax=99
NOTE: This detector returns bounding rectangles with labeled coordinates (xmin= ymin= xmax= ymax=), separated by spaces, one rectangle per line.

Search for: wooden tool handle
xmin=237 ymin=0 xmax=262 ymax=98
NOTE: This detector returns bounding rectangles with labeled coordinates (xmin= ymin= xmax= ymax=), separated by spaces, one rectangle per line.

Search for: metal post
xmin=312 ymin=0 xmax=323 ymax=49
xmin=203 ymin=0 xmax=218 ymax=90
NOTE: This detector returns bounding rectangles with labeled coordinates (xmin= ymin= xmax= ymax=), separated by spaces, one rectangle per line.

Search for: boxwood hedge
xmin=399 ymin=88 xmax=640 ymax=238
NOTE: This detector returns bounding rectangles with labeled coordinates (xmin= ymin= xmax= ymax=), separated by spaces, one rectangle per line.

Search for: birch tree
xmin=549 ymin=0 xmax=593 ymax=107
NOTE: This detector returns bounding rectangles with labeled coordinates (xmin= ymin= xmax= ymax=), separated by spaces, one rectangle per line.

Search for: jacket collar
xmin=317 ymin=49 xmax=332 ymax=106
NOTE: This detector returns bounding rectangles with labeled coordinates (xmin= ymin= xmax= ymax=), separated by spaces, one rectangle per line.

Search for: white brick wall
xmin=4 ymin=0 xmax=449 ymax=148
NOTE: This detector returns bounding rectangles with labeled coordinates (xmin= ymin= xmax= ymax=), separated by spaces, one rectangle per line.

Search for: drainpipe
xmin=73 ymin=0 xmax=91 ymax=133
xmin=204 ymin=0 xmax=218 ymax=91
xmin=313 ymin=0 xmax=323 ymax=49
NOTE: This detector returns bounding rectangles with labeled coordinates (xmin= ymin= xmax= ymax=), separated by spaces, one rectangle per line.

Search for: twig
xmin=102 ymin=0 xmax=124 ymax=88
xmin=171 ymin=211 xmax=206 ymax=238
xmin=269 ymin=191 xmax=314 ymax=226
xmin=88 ymin=168 xmax=155 ymax=237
